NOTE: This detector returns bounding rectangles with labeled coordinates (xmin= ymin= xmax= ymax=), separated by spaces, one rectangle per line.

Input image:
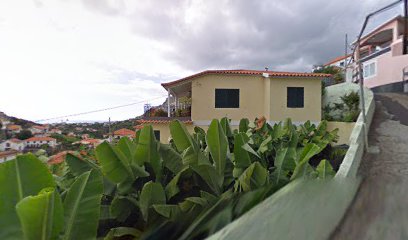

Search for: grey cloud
xmin=84 ymin=0 xmax=403 ymax=72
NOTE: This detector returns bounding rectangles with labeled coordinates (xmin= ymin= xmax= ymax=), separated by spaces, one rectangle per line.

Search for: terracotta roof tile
xmin=0 ymin=150 xmax=19 ymax=158
xmin=48 ymin=151 xmax=76 ymax=165
xmin=113 ymin=128 xmax=135 ymax=136
xmin=26 ymin=137 xmax=56 ymax=142
xmin=161 ymin=69 xmax=331 ymax=88
xmin=6 ymin=125 xmax=22 ymax=130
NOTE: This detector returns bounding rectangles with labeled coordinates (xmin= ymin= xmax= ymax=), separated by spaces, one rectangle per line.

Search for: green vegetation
xmin=323 ymin=91 xmax=360 ymax=122
xmin=314 ymin=66 xmax=344 ymax=83
xmin=16 ymin=130 xmax=33 ymax=140
xmin=0 ymin=118 xmax=341 ymax=240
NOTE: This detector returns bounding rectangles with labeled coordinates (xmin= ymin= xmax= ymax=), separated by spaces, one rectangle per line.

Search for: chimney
xmin=263 ymin=67 xmax=269 ymax=78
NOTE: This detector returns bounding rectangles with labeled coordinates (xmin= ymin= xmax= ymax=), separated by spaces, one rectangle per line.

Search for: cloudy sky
xmin=0 ymin=0 xmax=403 ymax=123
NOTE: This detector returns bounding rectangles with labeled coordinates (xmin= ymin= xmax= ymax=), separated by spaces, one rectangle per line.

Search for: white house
xmin=0 ymin=138 xmax=26 ymax=151
xmin=0 ymin=150 xmax=19 ymax=163
xmin=29 ymin=125 xmax=48 ymax=135
xmin=25 ymin=137 xmax=57 ymax=148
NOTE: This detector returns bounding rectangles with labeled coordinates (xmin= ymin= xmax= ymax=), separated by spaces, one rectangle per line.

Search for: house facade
xmin=25 ymin=137 xmax=57 ymax=148
xmin=138 ymin=69 xmax=330 ymax=142
xmin=0 ymin=150 xmax=19 ymax=163
xmin=113 ymin=128 xmax=135 ymax=139
xmin=6 ymin=124 xmax=22 ymax=134
xmin=350 ymin=15 xmax=408 ymax=92
xmin=0 ymin=138 xmax=26 ymax=151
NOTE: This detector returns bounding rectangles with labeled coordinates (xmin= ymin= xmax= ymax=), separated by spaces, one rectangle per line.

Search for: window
xmin=287 ymin=87 xmax=304 ymax=108
xmin=363 ymin=62 xmax=376 ymax=78
xmin=154 ymin=130 xmax=160 ymax=141
xmin=215 ymin=89 xmax=239 ymax=108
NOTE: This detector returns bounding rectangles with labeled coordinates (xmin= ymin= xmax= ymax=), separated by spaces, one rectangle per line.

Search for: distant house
xmin=113 ymin=128 xmax=135 ymax=139
xmin=49 ymin=128 xmax=62 ymax=134
xmin=81 ymin=134 xmax=90 ymax=139
xmin=74 ymin=138 xmax=102 ymax=148
xmin=323 ymin=55 xmax=352 ymax=69
xmin=6 ymin=124 xmax=22 ymax=134
xmin=25 ymin=137 xmax=57 ymax=148
xmin=29 ymin=125 xmax=48 ymax=135
xmin=0 ymin=119 xmax=11 ymax=130
xmin=138 ymin=69 xmax=330 ymax=142
xmin=0 ymin=150 xmax=19 ymax=163
xmin=0 ymin=138 xmax=26 ymax=151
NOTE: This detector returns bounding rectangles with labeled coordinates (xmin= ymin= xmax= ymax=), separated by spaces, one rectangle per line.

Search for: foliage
xmin=16 ymin=130 xmax=33 ymax=140
xmin=0 ymin=118 xmax=340 ymax=240
xmin=323 ymin=91 xmax=360 ymax=122
xmin=313 ymin=66 xmax=344 ymax=83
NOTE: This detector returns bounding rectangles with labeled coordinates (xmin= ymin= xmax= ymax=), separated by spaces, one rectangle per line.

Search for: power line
xmin=35 ymin=95 xmax=167 ymax=122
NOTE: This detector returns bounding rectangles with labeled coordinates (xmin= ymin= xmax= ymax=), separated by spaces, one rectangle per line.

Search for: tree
xmin=16 ymin=130 xmax=33 ymax=140
xmin=313 ymin=66 xmax=344 ymax=83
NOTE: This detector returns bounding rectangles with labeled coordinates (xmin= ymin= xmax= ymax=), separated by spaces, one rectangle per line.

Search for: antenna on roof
xmin=265 ymin=67 xmax=269 ymax=71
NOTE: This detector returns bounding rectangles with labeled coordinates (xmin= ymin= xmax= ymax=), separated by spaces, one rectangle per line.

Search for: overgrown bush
xmin=323 ymin=91 xmax=360 ymax=122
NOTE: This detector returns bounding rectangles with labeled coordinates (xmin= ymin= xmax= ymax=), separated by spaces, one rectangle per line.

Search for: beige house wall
xmin=191 ymin=74 xmax=322 ymax=123
xmin=191 ymin=74 xmax=265 ymax=122
xmin=269 ymin=77 xmax=322 ymax=122
xmin=140 ymin=123 xmax=194 ymax=143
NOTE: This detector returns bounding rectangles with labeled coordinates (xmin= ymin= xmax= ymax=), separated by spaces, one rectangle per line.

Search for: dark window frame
xmin=287 ymin=87 xmax=304 ymax=108
xmin=154 ymin=130 xmax=160 ymax=141
xmin=215 ymin=89 xmax=240 ymax=108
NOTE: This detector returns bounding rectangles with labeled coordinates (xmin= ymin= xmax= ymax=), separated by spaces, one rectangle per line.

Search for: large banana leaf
xmin=191 ymin=164 xmax=223 ymax=195
xmin=159 ymin=143 xmax=183 ymax=174
xmin=139 ymin=181 xmax=166 ymax=222
xmin=95 ymin=142 xmax=135 ymax=183
xmin=134 ymin=125 xmax=162 ymax=181
xmin=316 ymin=160 xmax=336 ymax=179
xmin=206 ymin=120 xmax=228 ymax=176
xmin=233 ymin=133 xmax=251 ymax=168
xmin=65 ymin=153 xmax=98 ymax=177
xmin=62 ymin=169 xmax=103 ymax=240
xmin=16 ymin=187 xmax=63 ymax=240
xmin=272 ymin=130 xmax=298 ymax=184
xmin=0 ymin=154 xmax=55 ymax=240
xmin=170 ymin=120 xmax=198 ymax=152
xmin=238 ymin=118 xmax=249 ymax=133
xmin=234 ymin=162 xmax=268 ymax=192
xmin=220 ymin=117 xmax=233 ymax=137
xmin=291 ymin=143 xmax=322 ymax=180
xmin=104 ymin=227 xmax=142 ymax=240
xmin=116 ymin=137 xmax=136 ymax=161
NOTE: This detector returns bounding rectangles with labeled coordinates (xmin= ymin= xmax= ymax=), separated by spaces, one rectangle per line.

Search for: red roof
xmin=48 ymin=151 xmax=76 ymax=165
xmin=0 ymin=150 xmax=19 ymax=158
xmin=32 ymin=125 xmax=46 ymax=130
xmin=113 ymin=128 xmax=135 ymax=136
xmin=9 ymin=138 xmax=23 ymax=143
xmin=161 ymin=69 xmax=331 ymax=88
xmin=323 ymin=54 xmax=351 ymax=66
xmin=135 ymin=117 xmax=193 ymax=124
xmin=6 ymin=125 xmax=22 ymax=130
xmin=26 ymin=137 xmax=56 ymax=142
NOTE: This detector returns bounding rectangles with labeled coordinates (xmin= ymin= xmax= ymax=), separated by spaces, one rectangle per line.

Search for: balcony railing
xmin=360 ymin=46 xmax=391 ymax=63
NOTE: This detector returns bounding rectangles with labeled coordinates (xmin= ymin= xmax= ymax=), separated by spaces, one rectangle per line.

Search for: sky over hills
xmin=0 ymin=0 xmax=403 ymax=122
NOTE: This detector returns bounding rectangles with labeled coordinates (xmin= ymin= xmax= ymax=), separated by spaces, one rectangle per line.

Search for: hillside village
xmin=0 ymin=112 xmax=144 ymax=162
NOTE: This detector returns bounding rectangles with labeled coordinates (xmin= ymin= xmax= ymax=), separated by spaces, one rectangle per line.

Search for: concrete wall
xmin=327 ymin=122 xmax=355 ymax=146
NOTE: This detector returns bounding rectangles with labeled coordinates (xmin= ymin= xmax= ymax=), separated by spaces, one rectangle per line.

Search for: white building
xmin=29 ymin=125 xmax=48 ymax=135
xmin=0 ymin=150 xmax=19 ymax=163
xmin=25 ymin=137 xmax=57 ymax=148
xmin=0 ymin=138 xmax=26 ymax=151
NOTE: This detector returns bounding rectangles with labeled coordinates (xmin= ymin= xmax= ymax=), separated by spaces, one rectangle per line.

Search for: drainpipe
xmin=167 ymin=91 xmax=171 ymax=117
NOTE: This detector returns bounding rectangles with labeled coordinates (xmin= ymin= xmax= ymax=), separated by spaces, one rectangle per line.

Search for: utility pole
xmin=108 ymin=117 xmax=112 ymax=142
xmin=404 ymin=0 xmax=408 ymax=54
xmin=344 ymin=33 xmax=348 ymax=79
